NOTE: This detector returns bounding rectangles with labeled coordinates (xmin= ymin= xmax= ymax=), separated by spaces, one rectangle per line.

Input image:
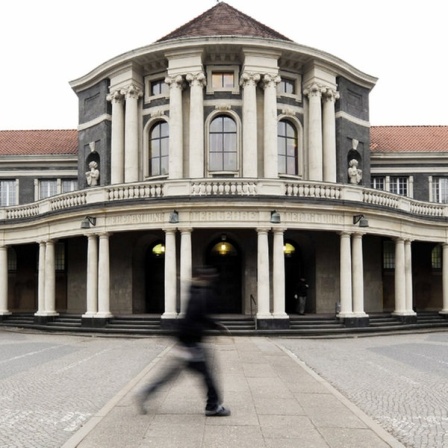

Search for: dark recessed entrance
xmin=145 ymin=241 xmax=165 ymax=313
xmin=205 ymin=236 xmax=242 ymax=314
xmin=284 ymin=241 xmax=304 ymax=314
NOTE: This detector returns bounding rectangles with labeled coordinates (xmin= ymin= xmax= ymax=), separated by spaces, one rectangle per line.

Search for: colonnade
xmin=2 ymin=236 xmax=448 ymax=320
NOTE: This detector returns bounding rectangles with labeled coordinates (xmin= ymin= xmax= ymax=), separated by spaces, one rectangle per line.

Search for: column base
xmin=257 ymin=317 xmax=289 ymax=330
xmin=160 ymin=318 xmax=178 ymax=330
xmin=439 ymin=310 xmax=448 ymax=318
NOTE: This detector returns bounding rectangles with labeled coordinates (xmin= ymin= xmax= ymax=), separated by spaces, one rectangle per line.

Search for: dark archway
xmin=205 ymin=236 xmax=242 ymax=314
xmin=145 ymin=241 xmax=165 ymax=313
xmin=284 ymin=241 xmax=304 ymax=314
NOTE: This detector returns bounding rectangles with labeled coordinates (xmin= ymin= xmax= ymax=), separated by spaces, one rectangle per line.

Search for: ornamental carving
xmin=106 ymin=90 xmax=124 ymax=104
xmin=120 ymin=84 xmax=143 ymax=100
xmin=261 ymin=73 xmax=281 ymax=89
xmin=165 ymin=75 xmax=184 ymax=90
xmin=239 ymin=72 xmax=261 ymax=87
xmin=303 ymin=83 xmax=326 ymax=98
xmin=186 ymin=72 xmax=206 ymax=88
xmin=322 ymin=88 xmax=340 ymax=102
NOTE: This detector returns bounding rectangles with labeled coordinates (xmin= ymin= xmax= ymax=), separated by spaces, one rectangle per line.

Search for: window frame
xmin=0 ymin=179 xmax=18 ymax=206
xmin=149 ymin=120 xmax=169 ymax=178
xmin=277 ymin=72 xmax=302 ymax=102
xmin=206 ymin=65 xmax=240 ymax=95
xmin=144 ymin=73 xmax=169 ymax=104
xmin=431 ymin=176 xmax=448 ymax=203
xmin=277 ymin=119 xmax=298 ymax=176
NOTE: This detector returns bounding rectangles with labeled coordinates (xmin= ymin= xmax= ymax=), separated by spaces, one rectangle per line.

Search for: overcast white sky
xmin=1 ymin=0 xmax=446 ymax=130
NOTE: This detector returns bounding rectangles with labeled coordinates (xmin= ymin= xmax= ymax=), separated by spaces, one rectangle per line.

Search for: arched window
xmin=209 ymin=115 xmax=237 ymax=172
xmin=277 ymin=120 xmax=298 ymax=175
xmin=149 ymin=121 xmax=169 ymax=176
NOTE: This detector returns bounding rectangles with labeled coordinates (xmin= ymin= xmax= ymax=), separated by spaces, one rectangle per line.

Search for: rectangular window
xmin=7 ymin=247 xmax=17 ymax=271
xmin=151 ymin=79 xmax=168 ymax=96
xmin=55 ymin=242 xmax=65 ymax=271
xmin=212 ymin=72 xmax=234 ymax=89
xmin=371 ymin=176 xmax=385 ymax=190
xmin=383 ymin=240 xmax=395 ymax=269
xmin=39 ymin=180 xmax=58 ymax=199
xmin=432 ymin=177 xmax=448 ymax=203
xmin=277 ymin=79 xmax=295 ymax=95
xmin=390 ymin=176 xmax=408 ymax=196
xmin=432 ymin=245 xmax=442 ymax=270
xmin=62 ymin=179 xmax=77 ymax=193
xmin=0 ymin=180 xmax=17 ymax=206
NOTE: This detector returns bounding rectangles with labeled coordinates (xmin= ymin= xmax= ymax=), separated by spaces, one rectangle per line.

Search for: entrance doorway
xmin=145 ymin=241 xmax=165 ymax=313
xmin=205 ymin=236 xmax=242 ymax=314
xmin=284 ymin=241 xmax=304 ymax=314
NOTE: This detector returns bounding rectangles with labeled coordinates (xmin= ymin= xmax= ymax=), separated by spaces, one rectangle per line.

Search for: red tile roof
xmin=370 ymin=126 xmax=448 ymax=152
xmin=0 ymin=130 xmax=78 ymax=156
xmin=157 ymin=1 xmax=292 ymax=43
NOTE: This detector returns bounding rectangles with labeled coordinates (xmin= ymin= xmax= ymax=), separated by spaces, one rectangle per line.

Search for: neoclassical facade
xmin=1 ymin=2 xmax=448 ymax=330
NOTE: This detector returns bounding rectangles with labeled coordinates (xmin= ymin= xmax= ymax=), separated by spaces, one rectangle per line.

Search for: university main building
xmin=1 ymin=2 xmax=448 ymax=333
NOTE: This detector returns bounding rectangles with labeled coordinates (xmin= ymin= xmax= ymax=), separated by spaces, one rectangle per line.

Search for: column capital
xmin=256 ymin=227 xmax=271 ymax=233
xmin=178 ymin=227 xmax=193 ymax=233
xmin=272 ymin=227 xmax=287 ymax=233
xmin=322 ymin=88 xmax=340 ymax=102
xmin=339 ymin=231 xmax=353 ymax=237
xmin=164 ymin=228 xmax=177 ymax=234
xmin=261 ymin=73 xmax=281 ymax=89
xmin=186 ymin=72 xmax=206 ymax=87
xmin=165 ymin=75 xmax=185 ymax=90
xmin=240 ymin=72 xmax=261 ymax=87
xmin=303 ymin=83 xmax=326 ymax=98
xmin=120 ymin=84 xmax=143 ymax=100
xmin=106 ymin=89 xmax=125 ymax=103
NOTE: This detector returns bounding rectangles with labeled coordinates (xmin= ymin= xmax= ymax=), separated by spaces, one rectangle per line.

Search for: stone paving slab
xmin=63 ymin=337 xmax=404 ymax=448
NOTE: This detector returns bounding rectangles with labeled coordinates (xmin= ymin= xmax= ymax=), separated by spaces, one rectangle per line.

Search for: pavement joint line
xmin=61 ymin=342 xmax=175 ymax=448
xmin=273 ymin=339 xmax=406 ymax=448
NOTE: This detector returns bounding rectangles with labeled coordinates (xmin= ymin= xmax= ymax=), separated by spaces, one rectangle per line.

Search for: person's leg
xmin=299 ymin=296 xmax=306 ymax=314
xmin=135 ymin=358 xmax=184 ymax=414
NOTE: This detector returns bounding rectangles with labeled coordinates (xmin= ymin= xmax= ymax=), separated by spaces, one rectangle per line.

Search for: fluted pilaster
xmin=322 ymin=88 xmax=339 ymax=183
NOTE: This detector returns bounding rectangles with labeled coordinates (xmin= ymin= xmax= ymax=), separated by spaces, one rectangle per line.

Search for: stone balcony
xmin=1 ymin=178 xmax=447 ymax=221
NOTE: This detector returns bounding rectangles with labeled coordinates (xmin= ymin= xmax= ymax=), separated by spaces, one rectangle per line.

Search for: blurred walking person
xmin=135 ymin=266 xmax=231 ymax=416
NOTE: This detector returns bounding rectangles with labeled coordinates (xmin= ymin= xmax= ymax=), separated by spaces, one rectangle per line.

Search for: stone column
xmin=256 ymin=228 xmax=271 ymax=319
xmin=0 ymin=246 xmax=10 ymax=314
xmin=186 ymin=73 xmax=206 ymax=178
xmin=165 ymin=75 xmax=184 ymax=179
xmin=272 ymin=227 xmax=288 ymax=319
xmin=107 ymin=90 xmax=125 ymax=184
xmin=263 ymin=74 xmax=281 ymax=179
xmin=122 ymin=84 xmax=142 ymax=183
xmin=97 ymin=233 xmax=112 ymax=318
xmin=393 ymin=238 xmax=406 ymax=315
xmin=352 ymin=233 xmax=367 ymax=316
xmin=44 ymin=240 xmax=58 ymax=316
xmin=441 ymin=243 xmax=448 ymax=314
xmin=240 ymin=72 xmax=260 ymax=178
xmin=163 ymin=229 xmax=177 ymax=319
xmin=83 ymin=234 xmax=98 ymax=317
xmin=404 ymin=240 xmax=416 ymax=315
xmin=179 ymin=228 xmax=192 ymax=315
xmin=338 ymin=232 xmax=353 ymax=317
xmin=35 ymin=241 xmax=46 ymax=315
xmin=304 ymin=83 xmax=324 ymax=181
xmin=322 ymin=88 xmax=339 ymax=183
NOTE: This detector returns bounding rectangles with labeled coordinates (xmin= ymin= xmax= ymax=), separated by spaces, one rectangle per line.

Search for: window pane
xmin=149 ymin=122 xmax=169 ymax=177
xmin=278 ymin=155 xmax=286 ymax=174
xmin=383 ymin=241 xmax=395 ymax=269
xmin=223 ymin=153 xmax=237 ymax=171
xmin=209 ymin=152 xmax=222 ymax=171
xmin=160 ymin=156 xmax=169 ymax=175
xmin=40 ymin=180 xmax=57 ymax=199
xmin=210 ymin=134 xmax=223 ymax=152
xmin=223 ymin=133 xmax=236 ymax=152
xmin=287 ymin=156 xmax=296 ymax=175
xmin=371 ymin=177 xmax=384 ymax=190
xmin=222 ymin=116 xmax=236 ymax=132
xmin=0 ymin=180 xmax=17 ymax=206
xmin=223 ymin=73 xmax=234 ymax=88
xmin=62 ymin=180 xmax=77 ymax=193
xmin=432 ymin=245 xmax=442 ymax=269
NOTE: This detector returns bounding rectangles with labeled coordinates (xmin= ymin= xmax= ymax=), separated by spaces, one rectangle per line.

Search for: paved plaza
xmin=1 ymin=327 xmax=447 ymax=447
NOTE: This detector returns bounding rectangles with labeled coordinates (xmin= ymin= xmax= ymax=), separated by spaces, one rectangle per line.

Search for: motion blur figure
xmin=135 ymin=266 xmax=231 ymax=416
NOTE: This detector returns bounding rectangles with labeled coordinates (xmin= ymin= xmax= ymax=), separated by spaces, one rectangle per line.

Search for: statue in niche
xmin=348 ymin=159 xmax=362 ymax=185
xmin=86 ymin=161 xmax=100 ymax=186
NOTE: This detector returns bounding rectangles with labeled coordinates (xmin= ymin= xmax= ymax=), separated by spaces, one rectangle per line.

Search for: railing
xmin=1 ymin=178 xmax=448 ymax=221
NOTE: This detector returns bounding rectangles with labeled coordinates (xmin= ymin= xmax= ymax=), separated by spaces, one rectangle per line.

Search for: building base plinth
xmin=82 ymin=317 xmax=110 ymax=328
xmin=34 ymin=314 xmax=57 ymax=325
xmin=342 ymin=316 xmax=370 ymax=328
xmin=393 ymin=314 xmax=418 ymax=324
xmin=257 ymin=318 xmax=289 ymax=330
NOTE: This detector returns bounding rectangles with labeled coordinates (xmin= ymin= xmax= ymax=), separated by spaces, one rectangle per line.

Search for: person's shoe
xmin=135 ymin=394 xmax=147 ymax=415
xmin=205 ymin=404 xmax=231 ymax=417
